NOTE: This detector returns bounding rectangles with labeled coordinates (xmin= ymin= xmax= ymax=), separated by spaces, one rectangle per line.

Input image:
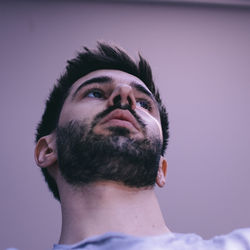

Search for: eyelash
xmin=85 ymin=89 xmax=105 ymax=99
xmin=136 ymin=99 xmax=152 ymax=111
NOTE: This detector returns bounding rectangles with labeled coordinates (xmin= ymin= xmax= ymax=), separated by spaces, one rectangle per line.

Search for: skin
xmin=35 ymin=69 xmax=170 ymax=244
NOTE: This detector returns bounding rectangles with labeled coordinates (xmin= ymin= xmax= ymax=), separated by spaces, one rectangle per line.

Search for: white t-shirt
xmin=53 ymin=228 xmax=250 ymax=250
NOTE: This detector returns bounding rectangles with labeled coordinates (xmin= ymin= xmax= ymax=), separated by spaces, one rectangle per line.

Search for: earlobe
xmin=34 ymin=134 xmax=57 ymax=168
xmin=156 ymin=156 xmax=168 ymax=188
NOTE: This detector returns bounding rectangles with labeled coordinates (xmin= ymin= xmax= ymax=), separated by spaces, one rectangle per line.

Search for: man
xmin=35 ymin=43 xmax=250 ymax=249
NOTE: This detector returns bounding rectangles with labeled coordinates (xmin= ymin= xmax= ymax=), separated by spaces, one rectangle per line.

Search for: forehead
xmin=68 ymin=69 xmax=151 ymax=97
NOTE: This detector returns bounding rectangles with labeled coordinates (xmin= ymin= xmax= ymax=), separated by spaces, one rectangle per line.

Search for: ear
xmin=156 ymin=156 xmax=168 ymax=188
xmin=34 ymin=134 xmax=57 ymax=168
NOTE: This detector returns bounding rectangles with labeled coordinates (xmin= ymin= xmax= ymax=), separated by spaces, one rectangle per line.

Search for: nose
xmin=107 ymin=84 xmax=136 ymax=110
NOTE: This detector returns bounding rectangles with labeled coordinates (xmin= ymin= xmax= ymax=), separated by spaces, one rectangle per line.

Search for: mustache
xmin=90 ymin=103 xmax=146 ymax=131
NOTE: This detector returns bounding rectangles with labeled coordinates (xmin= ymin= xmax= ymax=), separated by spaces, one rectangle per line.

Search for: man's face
xmin=56 ymin=69 xmax=163 ymax=187
xmin=59 ymin=69 xmax=162 ymax=140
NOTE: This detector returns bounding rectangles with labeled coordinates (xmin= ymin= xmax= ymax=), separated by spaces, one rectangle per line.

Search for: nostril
xmin=113 ymin=95 xmax=121 ymax=105
xmin=128 ymin=96 xmax=132 ymax=106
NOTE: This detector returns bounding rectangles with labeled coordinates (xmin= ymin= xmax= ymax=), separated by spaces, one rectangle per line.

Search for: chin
xmin=108 ymin=126 xmax=131 ymax=136
xmin=93 ymin=125 xmax=131 ymax=136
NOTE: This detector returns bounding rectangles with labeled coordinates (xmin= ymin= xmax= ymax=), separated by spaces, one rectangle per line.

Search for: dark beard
xmin=56 ymin=105 xmax=162 ymax=188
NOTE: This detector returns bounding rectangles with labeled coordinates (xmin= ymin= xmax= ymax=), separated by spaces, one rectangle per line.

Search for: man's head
xmin=35 ymin=43 xmax=169 ymax=201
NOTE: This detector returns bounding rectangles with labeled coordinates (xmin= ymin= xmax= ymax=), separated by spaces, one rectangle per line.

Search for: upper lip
xmin=99 ymin=109 xmax=140 ymax=131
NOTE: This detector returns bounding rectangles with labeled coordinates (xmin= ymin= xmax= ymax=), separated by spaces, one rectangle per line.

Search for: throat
xmin=59 ymin=181 xmax=170 ymax=244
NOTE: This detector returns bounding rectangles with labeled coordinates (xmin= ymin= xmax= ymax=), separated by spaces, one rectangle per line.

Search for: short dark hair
xmin=35 ymin=42 xmax=169 ymax=201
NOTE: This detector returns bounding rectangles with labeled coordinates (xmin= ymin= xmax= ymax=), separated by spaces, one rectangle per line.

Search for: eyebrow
xmin=72 ymin=76 xmax=112 ymax=99
xmin=72 ymin=75 xmax=155 ymax=102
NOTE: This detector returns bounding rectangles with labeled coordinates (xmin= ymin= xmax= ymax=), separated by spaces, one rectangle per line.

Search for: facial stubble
xmin=56 ymin=105 xmax=162 ymax=188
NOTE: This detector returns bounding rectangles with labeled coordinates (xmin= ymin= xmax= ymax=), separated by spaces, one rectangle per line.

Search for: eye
xmin=86 ymin=89 xmax=104 ymax=99
xmin=136 ymin=99 xmax=152 ymax=111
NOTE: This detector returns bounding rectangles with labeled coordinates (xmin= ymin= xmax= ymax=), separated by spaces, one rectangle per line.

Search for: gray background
xmin=0 ymin=1 xmax=249 ymax=249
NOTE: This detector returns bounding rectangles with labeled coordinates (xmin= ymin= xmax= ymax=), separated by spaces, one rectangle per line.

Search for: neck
xmin=58 ymin=181 xmax=170 ymax=244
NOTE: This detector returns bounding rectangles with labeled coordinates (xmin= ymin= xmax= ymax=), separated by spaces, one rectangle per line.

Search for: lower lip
xmin=103 ymin=119 xmax=136 ymax=130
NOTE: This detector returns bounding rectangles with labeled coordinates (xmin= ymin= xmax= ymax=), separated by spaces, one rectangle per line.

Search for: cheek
xmin=137 ymin=109 xmax=163 ymax=140
xmin=147 ymin=118 xmax=163 ymax=141
xmin=58 ymin=103 xmax=103 ymax=127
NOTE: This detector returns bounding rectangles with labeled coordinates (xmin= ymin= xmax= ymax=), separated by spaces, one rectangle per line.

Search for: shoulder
xmin=211 ymin=228 xmax=250 ymax=249
xmin=171 ymin=228 xmax=250 ymax=249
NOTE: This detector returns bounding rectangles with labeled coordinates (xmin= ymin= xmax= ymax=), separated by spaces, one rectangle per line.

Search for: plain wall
xmin=0 ymin=1 xmax=249 ymax=249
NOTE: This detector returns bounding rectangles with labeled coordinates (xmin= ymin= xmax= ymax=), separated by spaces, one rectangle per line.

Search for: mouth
xmin=99 ymin=109 xmax=140 ymax=131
